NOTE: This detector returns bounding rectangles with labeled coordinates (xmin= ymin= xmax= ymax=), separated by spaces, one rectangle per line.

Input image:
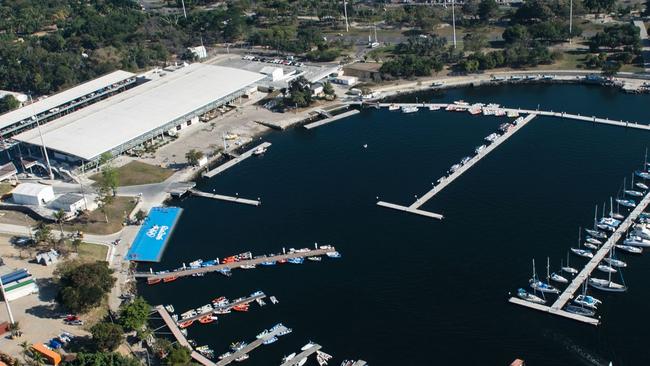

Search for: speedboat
xmin=475 ymin=145 xmax=487 ymax=154
xmin=616 ymin=198 xmax=636 ymax=208
xmin=597 ymin=264 xmax=617 ymax=273
xmin=604 ymin=257 xmax=627 ymax=268
xmin=219 ymin=352 xmax=232 ymax=360
xmin=282 ymin=353 xmax=297 ymax=363
xmin=571 ymin=248 xmax=593 ymax=258
xmin=585 ymin=237 xmax=602 ymax=245
xmin=529 ymin=279 xmax=560 ymax=294
xmin=636 ymin=182 xmax=649 ymax=190
xmin=615 ymin=244 xmax=643 ymax=254
xmin=585 ymin=228 xmax=607 ymax=239
xmin=253 ymin=146 xmax=267 ymax=155
xmin=301 ymin=341 xmax=317 ymax=351
xmin=517 ymin=288 xmax=546 ymax=304
xmin=589 ymin=278 xmax=627 ymax=292
xmin=287 ymin=257 xmax=304 ymax=264
xmin=460 ymin=156 xmax=472 ymax=165
xmin=235 ymin=354 xmax=249 ymax=362
xmin=326 ymin=251 xmax=342 ymax=258
xmin=401 ymin=106 xmax=418 ymax=113
xmin=388 ymin=104 xmax=400 ymax=111
xmin=565 ymin=305 xmax=596 ymax=317
xmin=448 ymin=164 xmax=462 ymax=174
xmin=550 ymin=272 xmax=568 ymax=283
xmin=263 ymin=336 xmax=278 ymax=345
xmin=574 ymin=294 xmax=601 ymax=309
xmin=484 ymin=133 xmax=498 ymax=143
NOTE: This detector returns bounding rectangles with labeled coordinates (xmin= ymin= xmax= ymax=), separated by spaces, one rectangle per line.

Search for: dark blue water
xmin=139 ymin=84 xmax=650 ymax=366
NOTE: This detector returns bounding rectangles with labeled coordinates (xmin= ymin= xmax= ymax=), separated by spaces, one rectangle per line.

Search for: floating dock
xmin=279 ymin=344 xmax=322 ymax=366
xmin=126 ymin=207 xmax=183 ymax=262
xmin=135 ymin=247 xmax=337 ymax=280
xmin=189 ymin=189 xmax=260 ymax=206
xmin=203 ymin=142 xmax=271 ymax=178
xmin=304 ymin=109 xmax=360 ymax=130
xmin=215 ymin=325 xmax=289 ymax=366
xmin=509 ymin=190 xmax=650 ymax=325
xmin=176 ymin=292 xmax=267 ymax=325
xmin=377 ymin=113 xmax=536 ymax=219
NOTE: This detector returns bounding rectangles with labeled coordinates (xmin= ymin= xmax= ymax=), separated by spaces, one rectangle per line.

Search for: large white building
xmin=12 ymin=183 xmax=55 ymax=206
xmin=14 ymin=63 xmax=265 ymax=170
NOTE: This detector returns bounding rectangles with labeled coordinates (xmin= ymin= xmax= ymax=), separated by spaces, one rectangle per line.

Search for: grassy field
xmin=63 ymin=196 xmax=136 ymax=235
xmin=62 ymin=241 xmax=108 ymax=262
xmin=91 ymin=161 xmax=173 ymax=187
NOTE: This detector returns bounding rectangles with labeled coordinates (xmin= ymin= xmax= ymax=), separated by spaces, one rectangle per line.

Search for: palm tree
xmin=71 ymin=238 xmax=82 ymax=253
xmin=52 ymin=209 xmax=66 ymax=238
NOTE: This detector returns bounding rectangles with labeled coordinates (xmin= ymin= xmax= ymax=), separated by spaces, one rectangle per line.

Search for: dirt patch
xmin=62 ymin=196 xmax=136 ymax=235
xmin=91 ymin=161 xmax=173 ymax=187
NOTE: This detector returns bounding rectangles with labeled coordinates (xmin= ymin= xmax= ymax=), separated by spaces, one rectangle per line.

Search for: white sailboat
xmin=572 ymin=227 xmax=594 ymax=258
xmin=529 ymin=258 xmax=560 ymax=294
xmin=550 ymin=258 xmax=568 ymax=283
xmin=561 ymin=251 xmax=579 ymax=275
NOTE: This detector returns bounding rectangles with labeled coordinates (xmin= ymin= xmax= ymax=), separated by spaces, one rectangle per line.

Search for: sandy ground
xmin=0 ymin=235 xmax=90 ymax=358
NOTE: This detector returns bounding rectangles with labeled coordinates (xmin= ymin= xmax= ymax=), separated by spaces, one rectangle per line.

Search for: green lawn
xmin=63 ymin=241 xmax=109 ymax=262
xmin=63 ymin=196 xmax=136 ymax=235
xmin=91 ymin=161 xmax=173 ymax=187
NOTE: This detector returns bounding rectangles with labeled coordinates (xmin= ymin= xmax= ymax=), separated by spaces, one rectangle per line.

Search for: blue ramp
xmin=126 ymin=206 xmax=182 ymax=262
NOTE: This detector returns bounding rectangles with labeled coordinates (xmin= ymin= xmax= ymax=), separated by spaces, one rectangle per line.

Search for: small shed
xmin=36 ymin=249 xmax=60 ymax=266
xmin=50 ymin=193 xmax=86 ymax=213
xmin=311 ymin=83 xmax=324 ymax=97
xmin=333 ymin=75 xmax=358 ymax=86
xmin=11 ymin=183 xmax=54 ymax=206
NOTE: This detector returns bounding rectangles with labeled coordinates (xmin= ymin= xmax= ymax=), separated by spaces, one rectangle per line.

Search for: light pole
xmin=569 ymin=0 xmax=573 ymax=44
xmin=343 ymin=0 xmax=349 ymax=33
xmin=451 ymin=0 xmax=457 ymax=49
xmin=28 ymin=95 xmax=54 ymax=180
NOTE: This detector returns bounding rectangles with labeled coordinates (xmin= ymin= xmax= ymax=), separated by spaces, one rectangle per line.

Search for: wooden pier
xmin=215 ymin=325 xmax=289 ymax=366
xmin=135 ymin=247 xmax=336 ymax=280
xmin=154 ymin=305 xmax=216 ymax=366
xmin=304 ymin=109 xmax=360 ymax=130
xmin=377 ymin=113 xmax=536 ymax=219
xmin=189 ymin=189 xmax=260 ymax=206
xmin=509 ymin=190 xmax=650 ymax=325
xmin=203 ymin=142 xmax=271 ymax=178
xmin=175 ymin=292 xmax=267 ymax=325
xmin=279 ymin=344 xmax=322 ymax=366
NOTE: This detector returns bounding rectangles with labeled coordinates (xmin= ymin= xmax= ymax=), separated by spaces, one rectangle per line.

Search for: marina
xmin=278 ymin=343 xmax=322 ymax=366
xmin=202 ymin=142 xmax=272 ymax=178
xmin=173 ymin=292 xmax=267 ymax=326
xmin=135 ymin=246 xmax=338 ymax=280
xmin=189 ymin=188 xmax=261 ymax=206
xmin=215 ymin=325 xmax=289 ymax=366
xmin=377 ymin=112 xmax=536 ymax=219
xmin=303 ymin=109 xmax=360 ymax=130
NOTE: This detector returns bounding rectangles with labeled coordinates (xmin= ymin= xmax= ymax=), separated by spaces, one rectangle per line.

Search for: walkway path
xmin=634 ymin=20 xmax=650 ymax=73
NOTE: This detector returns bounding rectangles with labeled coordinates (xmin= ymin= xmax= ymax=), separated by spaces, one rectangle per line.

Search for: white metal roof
xmin=0 ymin=70 xmax=135 ymax=130
xmin=14 ymin=64 xmax=264 ymax=161
xmin=12 ymin=183 xmax=53 ymax=196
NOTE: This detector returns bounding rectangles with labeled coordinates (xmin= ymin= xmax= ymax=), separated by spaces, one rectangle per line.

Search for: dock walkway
xmin=155 ymin=305 xmax=216 ymax=366
xmin=509 ymin=190 xmax=650 ymax=325
xmin=377 ymin=113 xmax=536 ymax=219
xmin=135 ymin=247 xmax=336 ymax=280
xmin=304 ymin=109 xmax=360 ymax=130
xmin=203 ymin=142 xmax=271 ymax=178
xmin=215 ymin=325 xmax=288 ymax=366
xmin=176 ymin=293 xmax=266 ymax=324
xmin=189 ymin=189 xmax=260 ymax=206
xmin=279 ymin=344 xmax=322 ymax=366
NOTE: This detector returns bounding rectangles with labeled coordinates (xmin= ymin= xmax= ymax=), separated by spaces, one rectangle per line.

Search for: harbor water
xmin=138 ymin=84 xmax=650 ymax=366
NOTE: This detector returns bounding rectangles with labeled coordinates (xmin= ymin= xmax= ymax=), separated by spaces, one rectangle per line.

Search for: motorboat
xmin=597 ymin=264 xmax=617 ymax=273
xmin=401 ymin=105 xmax=418 ymax=113
xmin=240 ymin=264 xmax=256 ymax=269
xmin=326 ymin=251 xmax=342 ymax=258
xmin=615 ymin=244 xmax=643 ymax=254
xmin=564 ymin=305 xmax=596 ymax=317
xmin=263 ymin=336 xmax=278 ymax=345
xmin=484 ymin=133 xmax=499 ymax=143
xmin=219 ymin=352 xmax=232 ymax=360
xmin=307 ymin=256 xmax=322 ymax=262
xmin=388 ymin=104 xmax=400 ymax=111
xmin=230 ymin=341 xmax=247 ymax=351
xmin=235 ymin=354 xmax=249 ymax=362
xmin=574 ymin=294 xmax=601 ymax=309
xmin=460 ymin=156 xmax=472 ymax=165
xmin=449 ymin=163 xmax=462 ymax=174
xmin=282 ymin=353 xmax=297 ymax=363
xmin=604 ymin=257 xmax=627 ymax=268
xmin=256 ymin=330 xmax=269 ymax=339
xmin=474 ymin=145 xmax=487 ymax=154
xmin=287 ymin=257 xmax=304 ymax=264
xmin=253 ymin=146 xmax=267 ymax=155
xmin=589 ymin=277 xmax=627 ymax=292
xmin=301 ymin=341 xmax=317 ymax=351
xmin=517 ymin=288 xmax=546 ymax=304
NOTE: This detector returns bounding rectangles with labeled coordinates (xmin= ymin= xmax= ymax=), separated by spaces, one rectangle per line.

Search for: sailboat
xmin=624 ymin=233 xmax=650 ymax=247
xmin=615 ymin=243 xmax=643 ymax=254
xmin=624 ymin=176 xmax=643 ymax=197
xmin=565 ymin=304 xmax=596 ymax=317
xmin=597 ymin=263 xmax=617 ymax=273
xmin=529 ymin=258 xmax=560 ymax=294
xmin=572 ymin=227 xmax=594 ymax=258
xmin=574 ymin=281 xmax=602 ymax=309
xmin=550 ymin=258 xmax=568 ymax=283
xmin=561 ymin=251 xmax=579 ymax=275
xmin=603 ymin=247 xmax=627 ymax=268
xmin=517 ymin=288 xmax=546 ymax=304
xmin=316 ymin=350 xmax=333 ymax=366
xmin=589 ymin=266 xmax=627 ymax=292
xmin=635 ymin=148 xmax=650 ymax=179
xmin=585 ymin=208 xmax=608 ymax=239
xmin=610 ymin=197 xmax=625 ymax=220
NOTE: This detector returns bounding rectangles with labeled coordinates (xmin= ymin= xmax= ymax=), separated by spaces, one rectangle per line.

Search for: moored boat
xmin=565 ymin=304 xmax=596 ymax=317
xmin=588 ymin=277 xmax=627 ymax=292
xmin=517 ymin=288 xmax=546 ymax=304
xmin=615 ymin=244 xmax=643 ymax=254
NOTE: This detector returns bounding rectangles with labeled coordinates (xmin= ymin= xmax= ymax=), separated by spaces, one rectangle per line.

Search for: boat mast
xmin=546 ymin=257 xmax=551 ymax=283
xmin=593 ymin=206 xmax=598 ymax=230
xmin=610 ymin=197 xmax=614 ymax=217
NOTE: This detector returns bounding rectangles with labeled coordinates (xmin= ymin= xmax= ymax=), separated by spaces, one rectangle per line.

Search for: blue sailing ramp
xmin=126 ymin=206 xmax=182 ymax=262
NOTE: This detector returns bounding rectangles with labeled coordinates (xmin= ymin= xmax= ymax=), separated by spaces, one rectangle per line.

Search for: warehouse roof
xmin=11 ymin=183 xmax=52 ymax=196
xmin=0 ymin=70 xmax=135 ymax=130
xmin=14 ymin=64 xmax=264 ymax=161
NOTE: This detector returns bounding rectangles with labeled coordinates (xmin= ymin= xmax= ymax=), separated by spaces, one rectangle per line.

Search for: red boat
xmin=232 ymin=304 xmax=249 ymax=312
xmin=199 ymin=316 xmax=215 ymax=324
xmin=212 ymin=296 xmax=227 ymax=304
xmin=179 ymin=320 xmax=194 ymax=328
xmin=163 ymin=276 xmax=177 ymax=283
xmin=223 ymin=256 xmax=238 ymax=263
xmin=147 ymin=278 xmax=161 ymax=285
xmin=277 ymin=259 xmax=287 ymax=264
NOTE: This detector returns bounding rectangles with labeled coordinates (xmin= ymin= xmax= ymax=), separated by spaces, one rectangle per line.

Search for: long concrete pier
xmin=509 ymin=190 xmax=650 ymax=325
xmin=176 ymin=292 xmax=267 ymax=325
xmin=135 ymin=247 xmax=336 ymax=280
xmin=154 ymin=305 xmax=216 ymax=366
xmin=279 ymin=344 xmax=322 ymax=366
xmin=203 ymin=142 xmax=271 ymax=178
xmin=304 ymin=109 xmax=360 ymax=130
xmin=376 ymin=102 xmax=650 ymax=131
xmin=189 ymin=189 xmax=260 ymax=206
xmin=215 ymin=325 xmax=288 ymax=366
xmin=377 ymin=113 xmax=536 ymax=219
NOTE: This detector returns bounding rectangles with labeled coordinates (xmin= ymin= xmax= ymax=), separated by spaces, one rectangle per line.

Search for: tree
xmin=56 ymin=261 xmax=116 ymax=313
xmin=119 ymin=297 xmax=150 ymax=332
xmin=101 ymin=165 xmax=119 ymax=196
xmin=584 ymin=0 xmax=616 ymax=14
xmin=90 ymin=322 xmax=124 ymax=352
xmin=462 ymin=0 xmax=480 ymax=17
xmin=134 ymin=209 xmax=147 ymax=222
xmin=601 ymin=60 xmax=621 ymax=77
xmin=322 ymin=82 xmax=335 ymax=96
xmin=166 ymin=344 xmax=192 ymax=366
xmin=33 ymin=222 xmax=53 ymax=247
xmin=95 ymin=187 xmax=114 ymax=224
xmin=185 ymin=149 xmax=204 ymax=166
xmin=0 ymin=95 xmax=20 ymax=114
xmin=502 ymin=24 xmax=530 ymax=44
xmin=478 ymin=0 xmax=498 ymax=21
xmin=460 ymin=59 xmax=480 ymax=73
xmin=286 ymin=76 xmax=313 ymax=108
xmin=53 ymin=209 xmax=66 ymax=238
xmin=463 ymin=33 xmax=488 ymax=52
xmin=71 ymin=238 xmax=82 ymax=253
xmin=67 ymin=352 xmax=140 ymax=366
